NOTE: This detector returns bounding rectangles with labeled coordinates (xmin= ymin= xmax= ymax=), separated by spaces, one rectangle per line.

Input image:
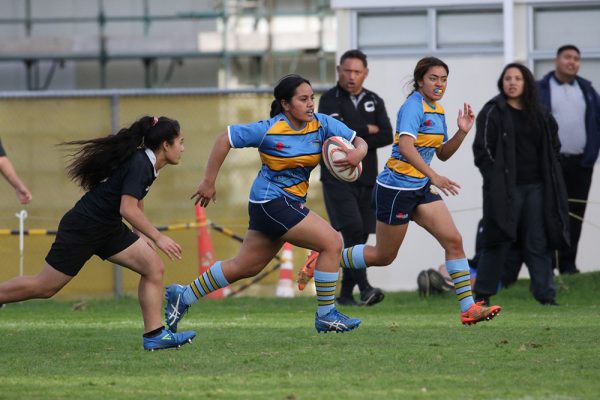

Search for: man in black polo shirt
xmin=318 ymin=49 xmax=393 ymax=306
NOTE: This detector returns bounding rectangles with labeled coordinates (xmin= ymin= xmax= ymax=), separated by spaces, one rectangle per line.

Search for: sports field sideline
xmin=1 ymin=272 xmax=598 ymax=400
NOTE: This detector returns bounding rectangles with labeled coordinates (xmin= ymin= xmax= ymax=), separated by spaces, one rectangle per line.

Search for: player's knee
xmin=325 ymin=233 xmax=343 ymax=255
xmin=143 ymin=254 xmax=165 ymax=280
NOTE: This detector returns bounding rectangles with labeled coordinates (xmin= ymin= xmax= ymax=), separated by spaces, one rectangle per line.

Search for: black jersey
xmin=72 ymin=148 xmax=157 ymax=224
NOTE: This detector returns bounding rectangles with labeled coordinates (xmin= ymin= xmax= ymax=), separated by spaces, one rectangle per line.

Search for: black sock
xmin=143 ymin=326 xmax=165 ymax=338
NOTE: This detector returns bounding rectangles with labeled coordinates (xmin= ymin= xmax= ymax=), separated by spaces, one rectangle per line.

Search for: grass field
xmin=1 ymin=272 xmax=599 ymax=400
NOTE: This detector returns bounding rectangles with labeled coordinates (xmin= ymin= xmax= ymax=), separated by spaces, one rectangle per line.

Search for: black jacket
xmin=318 ymin=84 xmax=393 ymax=185
xmin=472 ymin=94 xmax=570 ymax=249
xmin=537 ymin=72 xmax=600 ymax=168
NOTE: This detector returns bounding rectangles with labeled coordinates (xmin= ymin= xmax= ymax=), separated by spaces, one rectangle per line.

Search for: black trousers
xmin=322 ymin=179 xmax=375 ymax=297
xmin=474 ymin=183 xmax=556 ymax=304
xmin=557 ymin=154 xmax=594 ymax=273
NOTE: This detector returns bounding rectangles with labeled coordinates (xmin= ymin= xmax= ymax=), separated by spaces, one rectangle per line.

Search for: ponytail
xmin=270 ymin=100 xmax=282 ymax=118
xmin=62 ymin=115 xmax=180 ymax=191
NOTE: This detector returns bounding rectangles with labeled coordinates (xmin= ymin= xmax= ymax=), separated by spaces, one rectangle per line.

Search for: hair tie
xmin=151 ymin=116 xmax=158 ymax=126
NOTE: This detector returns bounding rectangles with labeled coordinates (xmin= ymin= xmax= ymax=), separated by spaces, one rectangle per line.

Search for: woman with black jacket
xmin=472 ymin=63 xmax=569 ymax=306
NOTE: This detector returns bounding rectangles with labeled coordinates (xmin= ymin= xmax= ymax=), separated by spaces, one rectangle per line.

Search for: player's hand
xmin=367 ymin=124 xmax=380 ymax=135
xmin=457 ymin=102 xmax=475 ymax=134
xmin=155 ymin=234 xmax=182 ymax=261
xmin=16 ymin=186 xmax=32 ymax=205
xmin=191 ymin=180 xmax=216 ymax=208
xmin=332 ymin=147 xmax=362 ymax=172
xmin=430 ymin=174 xmax=461 ymax=196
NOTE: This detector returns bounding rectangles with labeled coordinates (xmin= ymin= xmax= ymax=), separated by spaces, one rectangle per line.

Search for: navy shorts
xmin=248 ymin=196 xmax=310 ymax=240
xmin=372 ymin=181 xmax=442 ymax=225
xmin=45 ymin=209 xmax=140 ymax=276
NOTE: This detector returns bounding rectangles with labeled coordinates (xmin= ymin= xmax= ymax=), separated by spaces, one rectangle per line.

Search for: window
xmin=358 ymin=12 xmax=427 ymax=50
xmin=437 ymin=10 xmax=502 ymax=49
xmin=530 ymin=4 xmax=600 ymax=86
xmin=533 ymin=6 xmax=600 ymax=51
xmin=356 ymin=7 xmax=502 ymax=53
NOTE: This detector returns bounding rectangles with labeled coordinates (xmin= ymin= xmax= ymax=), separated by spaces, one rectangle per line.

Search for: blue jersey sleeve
xmin=318 ymin=113 xmax=356 ymax=142
xmin=396 ymin=99 xmax=423 ymax=139
xmin=442 ymin=117 xmax=448 ymax=143
xmin=228 ymin=120 xmax=270 ymax=148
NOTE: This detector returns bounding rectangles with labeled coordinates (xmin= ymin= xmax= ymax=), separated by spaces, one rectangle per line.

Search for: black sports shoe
xmin=417 ymin=270 xmax=430 ymax=297
xmin=427 ymin=269 xmax=453 ymax=293
xmin=336 ymin=296 xmax=360 ymax=306
xmin=360 ymin=287 xmax=385 ymax=306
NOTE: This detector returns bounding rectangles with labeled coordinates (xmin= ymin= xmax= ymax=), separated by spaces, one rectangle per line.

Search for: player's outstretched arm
xmin=120 ymin=194 xmax=182 ymax=260
xmin=191 ymin=131 xmax=231 ymax=208
xmin=0 ymin=156 xmax=33 ymax=204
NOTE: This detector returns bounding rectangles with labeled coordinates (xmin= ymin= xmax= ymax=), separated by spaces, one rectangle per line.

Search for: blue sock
xmin=314 ymin=270 xmax=338 ymax=316
xmin=340 ymin=245 xmax=367 ymax=269
xmin=182 ymin=261 xmax=229 ymax=305
xmin=446 ymin=258 xmax=475 ymax=312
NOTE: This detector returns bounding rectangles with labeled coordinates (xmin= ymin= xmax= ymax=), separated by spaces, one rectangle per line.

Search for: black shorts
xmin=45 ymin=209 xmax=139 ymax=276
xmin=248 ymin=196 xmax=310 ymax=240
xmin=372 ymin=181 xmax=442 ymax=225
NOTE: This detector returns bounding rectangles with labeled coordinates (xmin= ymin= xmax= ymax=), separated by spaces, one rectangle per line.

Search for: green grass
xmin=1 ymin=273 xmax=599 ymax=400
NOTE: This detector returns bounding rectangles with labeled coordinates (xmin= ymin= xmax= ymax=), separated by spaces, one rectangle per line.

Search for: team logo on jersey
xmin=364 ymin=101 xmax=375 ymax=112
xmin=276 ymin=142 xmax=284 ymax=150
xmin=145 ymin=186 xmax=150 ymax=192
xmin=425 ymin=119 xmax=431 ymax=126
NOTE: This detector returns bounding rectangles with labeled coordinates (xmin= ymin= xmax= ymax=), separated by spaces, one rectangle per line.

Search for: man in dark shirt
xmin=318 ymin=49 xmax=393 ymax=306
xmin=537 ymin=44 xmax=600 ymax=275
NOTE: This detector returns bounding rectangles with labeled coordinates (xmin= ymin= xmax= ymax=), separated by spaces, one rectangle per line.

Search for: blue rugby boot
xmin=315 ymin=309 xmax=361 ymax=333
xmin=165 ymin=284 xmax=190 ymax=333
xmin=143 ymin=328 xmax=197 ymax=351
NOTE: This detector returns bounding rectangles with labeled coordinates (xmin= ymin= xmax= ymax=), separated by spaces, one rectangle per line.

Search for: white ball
xmin=322 ymin=136 xmax=362 ymax=182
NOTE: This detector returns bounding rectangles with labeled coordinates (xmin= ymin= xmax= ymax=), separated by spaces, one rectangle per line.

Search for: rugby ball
xmin=322 ymin=136 xmax=362 ymax=182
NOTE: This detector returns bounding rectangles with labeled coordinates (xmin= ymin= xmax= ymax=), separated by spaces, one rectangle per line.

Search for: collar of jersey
xmin=144 ymin=148 xmax=159 ymax=177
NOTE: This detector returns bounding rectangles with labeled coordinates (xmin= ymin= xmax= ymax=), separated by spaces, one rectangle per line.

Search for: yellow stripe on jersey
xmin=259 ymin=152 xmax=321 ymax=171
xmin=283 ymin=181 xmax=309 ymax=198
xmin=385 ymin=158 xmax=426 ymax=178
xmin=267 ymin=119 xmax=321 ymax=135
xmin=422 ymin=101 xmax=445 ymax=115
xmin=415 ymin=133 xmax=444 ymax=148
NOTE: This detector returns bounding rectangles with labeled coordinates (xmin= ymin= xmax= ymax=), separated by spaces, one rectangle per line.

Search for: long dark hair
xmin=62 ymin=116 xmax=180 ymax=191
xmin=497 ymin=63 xmax=543 ymax=128
xmin=270 ymin=74 xmax=311 ymax=117
xmin=409 ymin=56 xmax=449 ymax=96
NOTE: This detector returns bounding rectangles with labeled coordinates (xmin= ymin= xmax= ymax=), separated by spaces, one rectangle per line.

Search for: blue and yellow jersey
xmin=228 ymin=112 xmax=355 ymax=203
xmin=376 ymin=91 xmax=447 ymax=190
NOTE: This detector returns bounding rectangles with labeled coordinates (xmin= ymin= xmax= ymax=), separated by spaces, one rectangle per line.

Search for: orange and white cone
xmin=196 ymin=204 xmax=230 ymax=298
xmin=276 ymin=242 xmax=295 ymax=298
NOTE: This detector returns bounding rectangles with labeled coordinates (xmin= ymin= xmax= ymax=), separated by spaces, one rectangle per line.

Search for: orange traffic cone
xmin=195 ymin=204 xmax=230 ymax=298
xmin=276 ymin=242 xmax=295 ymax=297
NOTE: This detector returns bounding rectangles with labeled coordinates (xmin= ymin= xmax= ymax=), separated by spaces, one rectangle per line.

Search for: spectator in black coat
xmin=473 ymin=63 xmax=569 ymax=306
